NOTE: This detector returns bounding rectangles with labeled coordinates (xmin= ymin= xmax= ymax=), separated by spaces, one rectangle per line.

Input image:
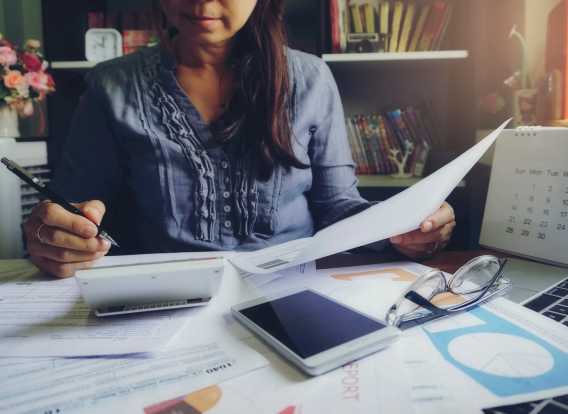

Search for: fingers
xmin=35 ymin=202 xmax=100 ymax=238
xmin=32 ymin=256 xmax=99 ymax=278
xmin=28 ymin=240 xmax=107 ymax=263
xmin=76 ymin=200 xmax=106 ymax=225
xmin=420 ymin=201 xmax=455 ymax=233
xmin=33 ymin=225 xmax=111 ymax=252
xmin=391 ymin=221 xmax=455 ymax=245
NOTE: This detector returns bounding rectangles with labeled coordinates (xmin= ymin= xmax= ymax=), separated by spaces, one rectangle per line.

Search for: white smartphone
xmin=231 ymin=286 xmax=400 ymax=376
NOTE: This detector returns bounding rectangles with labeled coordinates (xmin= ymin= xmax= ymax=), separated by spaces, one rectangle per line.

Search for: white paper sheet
xmin=0 ymin=253 xmax=236 ymax=357
xmin=230 ymin=119 xmax=511 ymax=274
xmin=0 ymin=340 xmax=268 ymax=414
xmin=0 ymin=259 xmax=37 ymax=284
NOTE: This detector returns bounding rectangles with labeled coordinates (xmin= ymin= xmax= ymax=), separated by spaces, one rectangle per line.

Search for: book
xmin=338 ymin=0 xmax=350 ymax=53
xmin=379 ymin=2 xmax=390 ymax=52
xmin=383 ymin=114 xmax=405 ymax=168
xmin=363 ymin=3 xmax=375 ymax=33
xmin=389 ymin=2 xmax=405 ymax=53
xmin=368 ymin=116 xmax=387 ymax=173
xmin=422 ymin=97 xmax=445 ymax=147
xmin=123 ymin=30 xmax=153 ymax=54
xmin=434 ymin=2 xmax=453 ymax=51
xmin=355 ymin=117 xmax=377 ymax=173
xmin=387 ymin=110 xmax=413 ymax=173
xmin=372 ymin=116 xmax=394 ymax=173
xmin=350 ymin=118 xmax=371 ymax=173
xmin=405 ymin=106 xmax=433 ymax=148
xmin=397 ymin=3 xmax=416 ymax=52
xmin=361 ymin=116 xmax=384 ymax=173
xmin=330 ymin=0 xmax=341 ymax=53
xmin=105 ymin=13 xmax=117 ymax=29
xmin=351 ymin=3 xmax=364 ymax=33
xmin=88 ymin=12 xmax=104 ymax=29
xmin=375 ymin=116 xmax=396 ymax=173
xmin=402 ymin=110 xmax=429 ymax=177
xmin=408 ymin=5 xmax=430 ymax=52
xmin=345 ymin=119 xmax=361 ymax=173
xmin=417 ymin=1 xmax=448 ymax=51
xmin=430 ymin=2 xmax=451 ymax=51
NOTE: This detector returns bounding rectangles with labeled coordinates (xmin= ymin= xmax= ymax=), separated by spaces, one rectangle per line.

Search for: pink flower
xmin=3 ymin=70 xmax=24 ymax=88
xmin=21 ymin=53 xmax=42 ymax=72
xmin=0 ymin=40 xmax=14 ymax=49
xmin=24 ymin=71 xmax=48 ymax=93
xmin=0 ymin=47 xmax=17 ymax=67
xmin=45 ymin=73 xmax=55 ymax=88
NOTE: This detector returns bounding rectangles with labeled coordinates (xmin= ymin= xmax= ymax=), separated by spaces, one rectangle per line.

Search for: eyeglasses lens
xmin=449 ymin=256 xmax=501 ymax=295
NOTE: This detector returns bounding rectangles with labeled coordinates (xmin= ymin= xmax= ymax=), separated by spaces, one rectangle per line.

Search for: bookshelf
xmin=322 ymin=50 xmax=469 ymax=73
xmin=356 ymin=175 xmax=465 ymax=188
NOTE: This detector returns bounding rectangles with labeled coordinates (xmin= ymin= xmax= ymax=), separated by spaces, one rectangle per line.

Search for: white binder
xmin=480 ymin=127 xmax=568 ymax=268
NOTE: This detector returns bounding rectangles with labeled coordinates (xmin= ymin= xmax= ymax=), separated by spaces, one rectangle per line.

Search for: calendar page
xmin=480 ymin=128 xmax=568 ymax=268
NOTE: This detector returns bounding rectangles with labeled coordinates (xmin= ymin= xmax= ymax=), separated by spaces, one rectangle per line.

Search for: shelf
xmin=51 ymin=61 xmax=96 ymax=72
xmin=543 ymin=120 xmax=568 ymax=127
xmin=356 ymin=174 xmax=466 ymax=188
xmin=323 ymin=50 xmax=469 ymax=74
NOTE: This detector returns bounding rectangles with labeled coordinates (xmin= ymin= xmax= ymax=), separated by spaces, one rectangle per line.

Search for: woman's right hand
xmin=24 ymin=200 xmax=111 ymax=278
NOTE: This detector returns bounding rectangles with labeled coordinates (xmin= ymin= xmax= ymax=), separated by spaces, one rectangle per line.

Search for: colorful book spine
xmin=351 ymin=4 xmax=364 ymax=33
xmin=371 ymin=116 xmax=391 ymax=173
xmin=330 ymin=0 xmax=341 ymax=53
xmin=362 ymin=116 xmax=384 ymax=173
xmin=363 ymin=3 xmax=375 ymax=33
xmin=405 ymin=106 xmax=432 ymax=148
xmin=357 ymin=116 xmax=379 ymax=173
xmin=434 ymin=3 xmax=454 ymax=51
xmin=388 ymin=110 xmax=415 ymax=173
xmin=351 ymin=118 xmax=370 ymax=173
xmin=377 ymin=115 xmax=398 ymax=172
xmin=345 ymin=118 xmax=360 ymax=174
xmin=338 ymin=0 xmax=350 ymax=53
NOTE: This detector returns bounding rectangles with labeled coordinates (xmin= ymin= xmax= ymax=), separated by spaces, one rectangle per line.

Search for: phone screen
xmin=238 ymin=290 xmax=387 ymax=359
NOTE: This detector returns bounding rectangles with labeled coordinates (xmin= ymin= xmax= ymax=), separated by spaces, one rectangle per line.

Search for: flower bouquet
xmin=0 ymin=34 xmax=55 ymax=119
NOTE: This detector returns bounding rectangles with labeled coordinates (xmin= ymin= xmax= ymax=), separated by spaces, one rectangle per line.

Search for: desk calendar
xmin=480 ymin=127 xmax=568 ymax=268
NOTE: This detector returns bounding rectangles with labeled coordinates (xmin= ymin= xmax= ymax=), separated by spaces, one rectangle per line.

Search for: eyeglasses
xmin=385 ymin=255 xmax=512 ymax=328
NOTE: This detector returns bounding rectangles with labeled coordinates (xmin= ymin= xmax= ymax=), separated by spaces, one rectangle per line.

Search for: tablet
xmin=231 ymin=286 xmax=400 ymax=376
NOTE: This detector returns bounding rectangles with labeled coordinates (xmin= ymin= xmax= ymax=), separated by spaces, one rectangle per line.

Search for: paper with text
xmin=230 ymin=119 xmax=511 ymax=274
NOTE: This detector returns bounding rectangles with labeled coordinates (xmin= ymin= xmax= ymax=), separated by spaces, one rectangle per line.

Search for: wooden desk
xmin=317 ymin=249 xmax=511 ymax=273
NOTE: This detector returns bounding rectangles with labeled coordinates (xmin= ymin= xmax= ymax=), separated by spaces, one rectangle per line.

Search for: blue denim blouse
xmin=49 ymin=45 xmax=373 ymax=252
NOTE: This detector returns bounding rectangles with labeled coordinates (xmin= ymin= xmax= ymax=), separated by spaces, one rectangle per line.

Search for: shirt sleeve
xmin=47 ymin=72 xmax=126 ymax=208
xmin=306 ymin=61 xmax=374 ymax=231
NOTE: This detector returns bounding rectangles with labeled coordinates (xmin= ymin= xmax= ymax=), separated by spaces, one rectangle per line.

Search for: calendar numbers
xmin=509 ymin=216 xmax=515 ymax=222
xmin=544 ymin=210 xmax=550 ymax=215
xmin=527 ymin=207 xmax=533 ymax=213
xmin=546 ymin=198 xmax=551 ymax=203
xmin=538 ymin=233 xmax=546 ymax=240
xmin=523 ymin=219 xmax=531 ymax=225
xmin=562 ymin=212 xmax=567 ymax=218
xmin=559 ymin=224 xmax=566 ymax=231
xmin=529 ymin=196 xmax=534 ymax=201
xmin=549 ymin=186 xmax=553 ymax=192
xmin=540 ymin=221 xmax=548 ymax=227
xmin=521 ymin=230 xmax=529 ymax=236
xmin=512 ymin=205 xmax=517 ymax=211
xmin=506 ymin=227 xmax=514 ymax=234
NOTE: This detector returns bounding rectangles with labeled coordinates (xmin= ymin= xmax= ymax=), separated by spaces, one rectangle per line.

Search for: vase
xmin=0 ymin=104 xmax=20 ymax=138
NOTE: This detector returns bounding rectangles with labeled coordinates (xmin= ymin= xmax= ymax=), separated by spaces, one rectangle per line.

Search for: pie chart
xmin=448 ymin=333 xmax=554 ymax=377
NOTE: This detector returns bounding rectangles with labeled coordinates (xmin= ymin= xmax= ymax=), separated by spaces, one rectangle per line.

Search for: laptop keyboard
xmin=484 ymin=394 xmax=568 ymax=413
xmin=523 ymin=278 xmax=568 ymax=327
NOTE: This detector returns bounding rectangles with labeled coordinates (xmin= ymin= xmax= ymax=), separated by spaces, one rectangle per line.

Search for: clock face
xmin=85 ymin=29 xmax=123 ymax=62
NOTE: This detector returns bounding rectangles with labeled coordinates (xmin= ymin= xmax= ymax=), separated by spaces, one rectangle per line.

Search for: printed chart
xmin=423 ymin=306 xmax=568 ymax=397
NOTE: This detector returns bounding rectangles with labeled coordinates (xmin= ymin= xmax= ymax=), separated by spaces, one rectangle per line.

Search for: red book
xmin=88 ymin=12 xmax=104 ymax=29
xmin=417 ymin=1 xmax=447 ymax=51
xmin=330 ymin=0 xmax=340 ymax=53
xmin=121 ymin=12 xmax=137 ymax=31
xmin=546 ymin=0 xmax=568 ymax=119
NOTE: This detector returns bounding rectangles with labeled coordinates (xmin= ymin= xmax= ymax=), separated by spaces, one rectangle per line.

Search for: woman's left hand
xmin=390 ymin=201 xmax=456 ymax=259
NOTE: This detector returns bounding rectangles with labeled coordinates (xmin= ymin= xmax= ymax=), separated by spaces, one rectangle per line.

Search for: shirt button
xmin=223 ymin=191 xmax=230 ymax=199
xmin=221 ymin=161 xmax=228 ymax=169
xmin=224 ymin=220 xmax=232 ymax=228
xmin=224 ymin=205 xmax=231 ymax=213
xmin=224 ymin=177 xmax=229 ymax=183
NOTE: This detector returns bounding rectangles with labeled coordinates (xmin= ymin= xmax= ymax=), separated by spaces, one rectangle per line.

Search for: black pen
xmin=1 ymin=157 xmax=119 ymax=247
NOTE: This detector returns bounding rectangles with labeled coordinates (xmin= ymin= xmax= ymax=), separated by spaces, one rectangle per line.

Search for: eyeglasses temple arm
xmin=404 ymin=291 xmax=455 ymax=316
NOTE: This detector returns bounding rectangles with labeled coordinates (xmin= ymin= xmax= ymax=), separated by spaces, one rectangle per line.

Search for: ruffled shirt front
xmin=48 ymin=44 xmax=373 ymax=253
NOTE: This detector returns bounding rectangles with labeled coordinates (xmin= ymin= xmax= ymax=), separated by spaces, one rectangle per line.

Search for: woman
xmin=23 ymin=0 xmax=455 ymax=277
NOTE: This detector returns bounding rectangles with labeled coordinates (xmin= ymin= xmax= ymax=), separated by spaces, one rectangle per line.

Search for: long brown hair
xmin=150 ymin=0 xmax=309 ymax=180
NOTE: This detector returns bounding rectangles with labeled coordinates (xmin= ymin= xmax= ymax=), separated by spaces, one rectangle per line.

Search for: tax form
xmin=0 ymin=252 xmax=234 ymax=357
xmin=0 ymin=340 xmax=268 ymax=414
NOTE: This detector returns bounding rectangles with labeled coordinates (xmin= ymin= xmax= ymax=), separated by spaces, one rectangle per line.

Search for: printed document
xmin=0 ymin=252 xmax=234 ymax=357
xmin=230 ymin=119 xmax=511 ymax=274
xmin=0 ymin=340 xmax=268 ymax=414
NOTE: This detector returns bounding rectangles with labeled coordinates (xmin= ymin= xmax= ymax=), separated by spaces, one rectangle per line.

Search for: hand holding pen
xmin=1 ymin=158 xmax=118 ymax=278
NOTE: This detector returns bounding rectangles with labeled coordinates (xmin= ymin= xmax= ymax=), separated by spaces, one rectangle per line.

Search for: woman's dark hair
xmin=150 ymin=0 xmax=309 ymax=180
